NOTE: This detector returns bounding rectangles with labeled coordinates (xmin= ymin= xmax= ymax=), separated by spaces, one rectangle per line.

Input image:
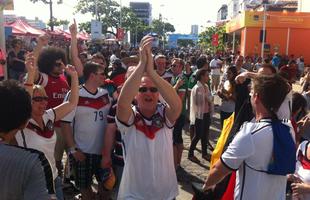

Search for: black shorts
xmin=73 ymin=153 xmax=102 ymax=189
xmin=173 ymin=114 xmax=186 ymax=145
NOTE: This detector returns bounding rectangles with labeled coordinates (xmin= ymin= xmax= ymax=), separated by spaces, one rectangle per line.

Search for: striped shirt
xmin=0 ymin=143 xmax=55 ymax=200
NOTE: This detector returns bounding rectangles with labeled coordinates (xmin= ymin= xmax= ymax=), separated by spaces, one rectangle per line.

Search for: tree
xmin=198 ymin=25 xmax=226 ymax=53
xmin=29 ymin=0 xmax=63 ymax=31
xmin=78 ymin=22 xmax=91 ymax=34
xmin=151 ymin=19 xmax=175 ymax=37
xmin=75 ymin=0 xmax=147 ymax=36
xmin=177 ymin=39 xmax=195 ymax=48
xmin=47 ymin=18 xmax=69 ymax=28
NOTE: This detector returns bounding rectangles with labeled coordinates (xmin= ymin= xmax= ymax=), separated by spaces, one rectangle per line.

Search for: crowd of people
xmin=1 ymin=19 xmax=310 ymax=200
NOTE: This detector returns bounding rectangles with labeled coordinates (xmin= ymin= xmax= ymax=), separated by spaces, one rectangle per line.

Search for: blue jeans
xmin=55 ymin=176 xmax=64 ymax=200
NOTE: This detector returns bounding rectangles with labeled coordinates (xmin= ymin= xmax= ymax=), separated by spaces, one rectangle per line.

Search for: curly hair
xmin=37 ymin=47 xmax=67 ymax=74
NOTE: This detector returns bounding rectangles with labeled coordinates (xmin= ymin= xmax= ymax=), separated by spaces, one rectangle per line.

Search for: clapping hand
xmin=138 ymin=35 xmax=153 ymax=69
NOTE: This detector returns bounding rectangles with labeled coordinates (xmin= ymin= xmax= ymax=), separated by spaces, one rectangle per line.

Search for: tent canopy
xmin=5 ymin=18 xmax=45 ymax=36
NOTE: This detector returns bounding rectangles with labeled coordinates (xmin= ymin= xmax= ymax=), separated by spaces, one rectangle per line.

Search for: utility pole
xmin=49 ymin=0 xmax=54 ymax=31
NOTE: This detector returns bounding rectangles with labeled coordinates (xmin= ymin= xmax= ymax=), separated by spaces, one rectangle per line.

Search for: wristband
xmin=24 ymin=83 xmax=34 ymax=87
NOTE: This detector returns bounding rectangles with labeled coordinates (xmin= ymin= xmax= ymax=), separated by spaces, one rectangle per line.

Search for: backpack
xmin=245 ymin=120 xmax=296 ymax=176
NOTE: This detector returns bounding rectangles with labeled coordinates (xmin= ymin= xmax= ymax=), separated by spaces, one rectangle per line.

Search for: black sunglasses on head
xmin=138 ymin=87 xmax=158 ymax=93
xmin=32 ymin=96 xmax=49 ymax=102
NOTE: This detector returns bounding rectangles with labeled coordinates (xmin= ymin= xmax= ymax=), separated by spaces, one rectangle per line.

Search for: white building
xmin=298 ymin=0 xmax=310 ymax=12
xmin=191 ymin=25 xmax=198 ymax=35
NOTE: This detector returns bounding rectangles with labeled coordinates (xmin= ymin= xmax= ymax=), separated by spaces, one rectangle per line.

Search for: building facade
xmin=191 ymin=25 xmax=199 ymax=35
xmin=129 ymin=2 xmax=152 ymax=25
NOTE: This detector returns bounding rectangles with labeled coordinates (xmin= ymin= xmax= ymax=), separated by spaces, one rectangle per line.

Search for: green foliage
xmin=47 ymin=18 xmax=69 ymax=27
xmin=151 ymin=19 xmax=175 ymax=36
xmin=198 ymin=25 xmax=226 ymax=53
xmin=30 ymin=0 xmax=62 ymax=3
xmin=75 ymin=0 xmax=147 ymax=35
xmin=177 ymin=39 xmax=195 ymax=48
xmin=79 ymin=22 xmax=91 ymax=33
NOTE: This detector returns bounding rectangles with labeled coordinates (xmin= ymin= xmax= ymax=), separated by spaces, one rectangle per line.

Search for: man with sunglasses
xmin=116 ymin=36 xmax=182 ymax=200
xmin=61 ymin=62 xmax=112 ymax=200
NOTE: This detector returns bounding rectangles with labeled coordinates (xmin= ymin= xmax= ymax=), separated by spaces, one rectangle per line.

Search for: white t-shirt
xmin=62 ymin=86 xmax=111 ymax=155
xmin=277 ymin=90 xmax=292 ymax=120
xmin=295 ymin=141 xmax=310 ymax=200
xmin=115 ymin=104 xmax=179 ymax=200
xmin=15 ymin=109 xmax=58 ymax=180
xmin=221 ymin=120 xmax=292 ymax=200
xmin=210 ymin=58 xmax=222 ymax=76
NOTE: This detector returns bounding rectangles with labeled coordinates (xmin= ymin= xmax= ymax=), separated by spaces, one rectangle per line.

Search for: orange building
xmin=226 ymin=11 xmax=310 ymax=63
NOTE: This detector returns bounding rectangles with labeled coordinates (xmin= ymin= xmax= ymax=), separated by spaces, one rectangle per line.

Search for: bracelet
xmin=24 ymin=83 xmax=34 ymax=87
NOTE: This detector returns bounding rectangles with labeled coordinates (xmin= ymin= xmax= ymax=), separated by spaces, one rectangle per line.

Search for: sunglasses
xmin=32 ymin=96 xmax=49 ymax=102
xmin=138 ymin=87 xmax=158 ymax=93
xmin=54 ymin=62 xmax=63 ymax=67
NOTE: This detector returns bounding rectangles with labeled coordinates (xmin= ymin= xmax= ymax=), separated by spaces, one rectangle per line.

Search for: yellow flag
xmin=210 ymin=113 xmax=235 ymax=168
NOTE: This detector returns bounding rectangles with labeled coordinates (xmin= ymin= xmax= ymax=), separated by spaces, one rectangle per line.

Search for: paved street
xmin=175 ymin=102 xmax=222 ymax=200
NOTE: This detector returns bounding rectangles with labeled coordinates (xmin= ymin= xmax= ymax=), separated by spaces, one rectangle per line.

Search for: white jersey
xmin=62 ymin=86 xmax=111 ymax=155
xmin=277 ymin=90 xmax=292 ymax=120
xmin=15 ymin=109 xmax=58 ymax=180
xmin=295 ymin=141 xmax=310 ymax=200
xmin=115 ymin=104 xmax=179 ymax=200
xmin=221 ymin=119 xmax=294 ymax=200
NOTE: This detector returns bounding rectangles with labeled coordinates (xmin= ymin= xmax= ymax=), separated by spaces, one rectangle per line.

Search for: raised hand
xmin=25 ymin=52 xmax=36 ymax=74
xmin=64 ymin=64 xmax=78 ymax=77
xmin=37 ymin=34 xmax=49 ymax=46
xmin=139 ymin=35 xmax=153 ymax=68
xmin=69 ymin=19 xmax=78 ymax=36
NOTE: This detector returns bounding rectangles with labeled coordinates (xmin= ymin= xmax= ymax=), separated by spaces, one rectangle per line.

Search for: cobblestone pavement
xmin=176 ymin=106 xmax=222 ymax=200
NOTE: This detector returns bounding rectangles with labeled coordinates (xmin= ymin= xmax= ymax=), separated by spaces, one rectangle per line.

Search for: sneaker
xmin=188 ymin=156 xmax=201 ymax=163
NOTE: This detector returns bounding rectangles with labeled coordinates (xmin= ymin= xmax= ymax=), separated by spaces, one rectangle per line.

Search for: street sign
xmin=212 ymin=34 xmax=219 ymax=46
xmin=91 ymin=20 xmax=102 ymax=40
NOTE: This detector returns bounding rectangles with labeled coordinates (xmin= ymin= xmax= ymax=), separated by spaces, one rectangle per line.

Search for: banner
xmin=212 ymin=34 xmax=219 ymax=47
xmin=116 ymin=28 xmax=125 ymax=41
xmin=91 ymin=20 xmax=102 ymax=40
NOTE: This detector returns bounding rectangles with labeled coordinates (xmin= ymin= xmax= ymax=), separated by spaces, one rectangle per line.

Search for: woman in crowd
xmin=217 ymin=66 xmax=238 ymax=128
xmin=188 ymin=68 xmax=213 ymax=163
xmin=15 ymin=53 xmax=79 ymax=200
